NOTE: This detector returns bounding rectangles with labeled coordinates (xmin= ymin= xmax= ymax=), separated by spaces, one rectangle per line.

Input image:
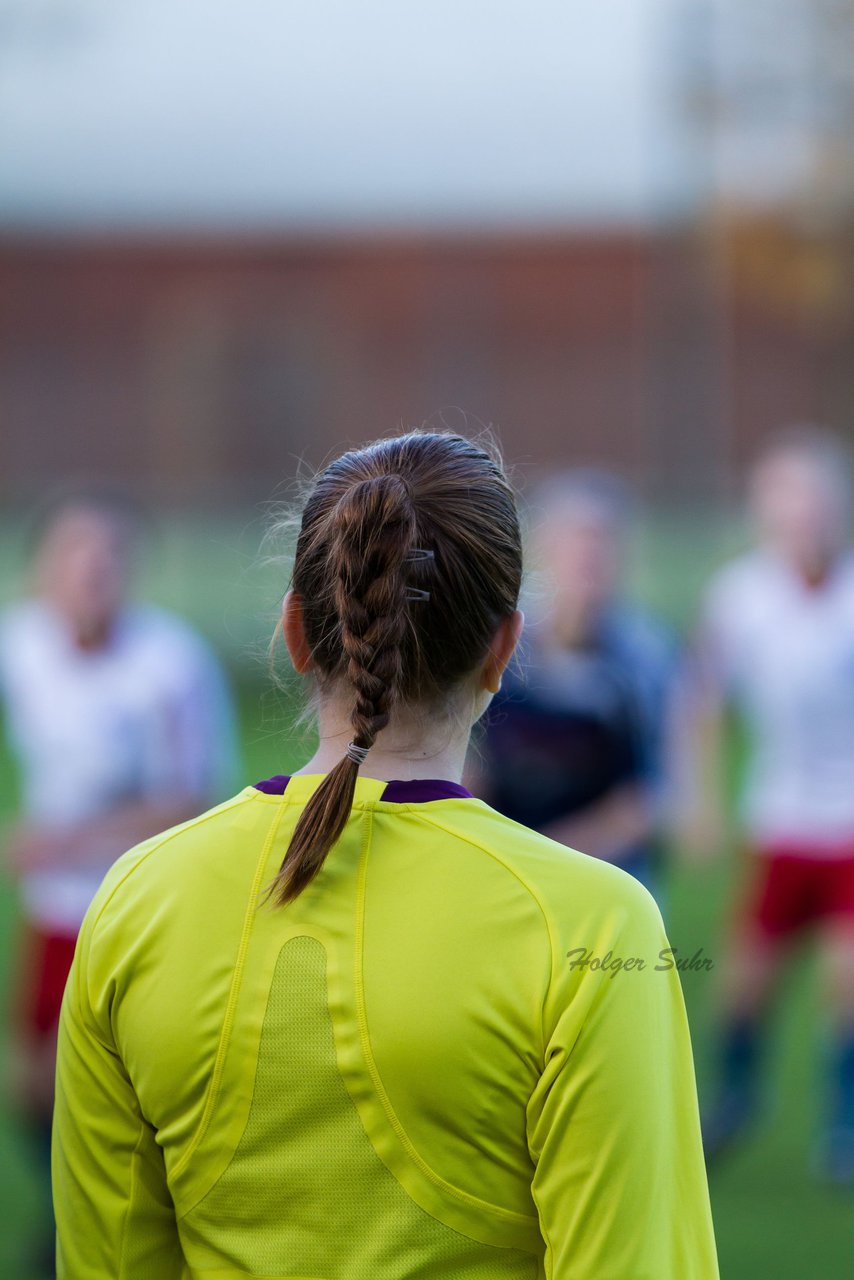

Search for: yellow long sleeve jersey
xmin=53 ymin=773 xmax=719 ymax=1280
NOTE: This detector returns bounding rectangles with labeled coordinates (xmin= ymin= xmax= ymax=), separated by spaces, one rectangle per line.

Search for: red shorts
xmin=12 ymin=923 xmax=78 ymax=1042
xmin=739 ymin=843 xmax=854 ymax=941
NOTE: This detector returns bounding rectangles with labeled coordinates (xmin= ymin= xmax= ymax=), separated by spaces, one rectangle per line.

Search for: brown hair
xmin=268 ymin=430 xmax=522 ymax=905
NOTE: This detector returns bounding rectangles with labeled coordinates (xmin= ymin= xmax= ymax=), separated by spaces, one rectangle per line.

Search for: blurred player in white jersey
xmin=0 ymin=490 xmax=238 ymax=1264
xmin=686 ymin=429 xmax=854 ymax=1182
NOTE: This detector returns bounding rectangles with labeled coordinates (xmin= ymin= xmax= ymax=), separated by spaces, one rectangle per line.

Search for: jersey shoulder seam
xmin=409 ymin=809 xmax=563 ymax=1058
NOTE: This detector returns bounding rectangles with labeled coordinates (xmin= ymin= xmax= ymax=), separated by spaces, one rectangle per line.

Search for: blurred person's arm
xmin=541 ymin=634 xmax=669 ymax=861
xmin=54 ymin=890 xmax=184 ymax=1278
xmin=3 ymin=797 xmax=203 ymax=874
xmin=467 ymin=698 xmax=658 ymax=858
xmin=670 ymin=620 xmax=732 ymax=865
xmin=673 ymin=676 xmax=728 ymax=864
xmin=528 ymin=874 xmax=719 ymax=1278
xmin=539 ymin=781 xmax=655 ymax=861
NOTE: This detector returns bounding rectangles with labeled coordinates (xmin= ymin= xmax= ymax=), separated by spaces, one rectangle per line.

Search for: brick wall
xmin=1 ymin=226 xmax=849 ymax=506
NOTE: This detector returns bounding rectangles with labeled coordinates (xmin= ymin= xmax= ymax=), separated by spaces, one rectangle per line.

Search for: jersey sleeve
xmin=53 ymin=889 xmax=185 ymax=1278
xmin=526 ymin=871 xmax=718 ymax=1279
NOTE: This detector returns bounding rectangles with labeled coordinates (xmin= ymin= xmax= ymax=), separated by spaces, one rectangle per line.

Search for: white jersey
xmin=0 ymin=599 xmax=238 ymax=932
xmin=700 ymin=549 xmax=854 ymax=849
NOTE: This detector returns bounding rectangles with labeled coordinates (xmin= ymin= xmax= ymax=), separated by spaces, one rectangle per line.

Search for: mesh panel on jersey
xmin=182 ymin=936 xmax=538 ymax=1279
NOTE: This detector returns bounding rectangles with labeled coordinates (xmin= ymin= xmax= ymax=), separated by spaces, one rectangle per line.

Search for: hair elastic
xmin=345 ymin=741 xmax=371 ymax=765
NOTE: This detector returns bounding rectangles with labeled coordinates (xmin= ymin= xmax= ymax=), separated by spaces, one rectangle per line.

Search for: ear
xmin=481 ymin=609 xmax=524 ymax=694
xmin=282 ymin=590 xmax=313 ymax=674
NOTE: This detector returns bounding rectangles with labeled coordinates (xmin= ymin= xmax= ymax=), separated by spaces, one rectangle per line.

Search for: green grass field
xmin=0 ymin=513 xmax=851 ymax=1277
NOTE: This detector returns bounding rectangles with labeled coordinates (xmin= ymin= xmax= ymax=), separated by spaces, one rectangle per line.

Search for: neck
xmin=778 ymin=547 xmax=838 ymax=590
xmin=294 ymin=702 xmax=472 ymax=783
xmin=74 ymin=622 xmax=113 ymax=652
xmin=55 ymin=607 xmax=115 ymax=653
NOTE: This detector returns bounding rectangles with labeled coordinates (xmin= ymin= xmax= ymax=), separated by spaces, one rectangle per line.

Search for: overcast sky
xmin=0 ymin=0 xmax=702 ymax=230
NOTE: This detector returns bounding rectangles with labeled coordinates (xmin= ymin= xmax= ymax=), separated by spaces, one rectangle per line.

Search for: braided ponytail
xmin=267 ymin=430 xmax=522 ymax=907
xmin=268 ymin=474 xmax=416 ymax=905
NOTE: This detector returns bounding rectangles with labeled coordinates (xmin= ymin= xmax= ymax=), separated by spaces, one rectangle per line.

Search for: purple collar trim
xmin=253 ymin=774 xmax=472 ymax=802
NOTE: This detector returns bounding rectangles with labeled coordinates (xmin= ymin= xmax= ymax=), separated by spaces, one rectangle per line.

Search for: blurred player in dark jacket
xmin=470 ymin=470 xmax=675 ymax=899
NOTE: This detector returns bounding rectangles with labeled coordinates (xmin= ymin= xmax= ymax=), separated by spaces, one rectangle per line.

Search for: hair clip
xmin=345 ymin=741 xmax=371 ymax=765
xmin=405 ymin=548 xmax=435 ymax=563
xmin=405 ymin=587 xmax=431 ymax=602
